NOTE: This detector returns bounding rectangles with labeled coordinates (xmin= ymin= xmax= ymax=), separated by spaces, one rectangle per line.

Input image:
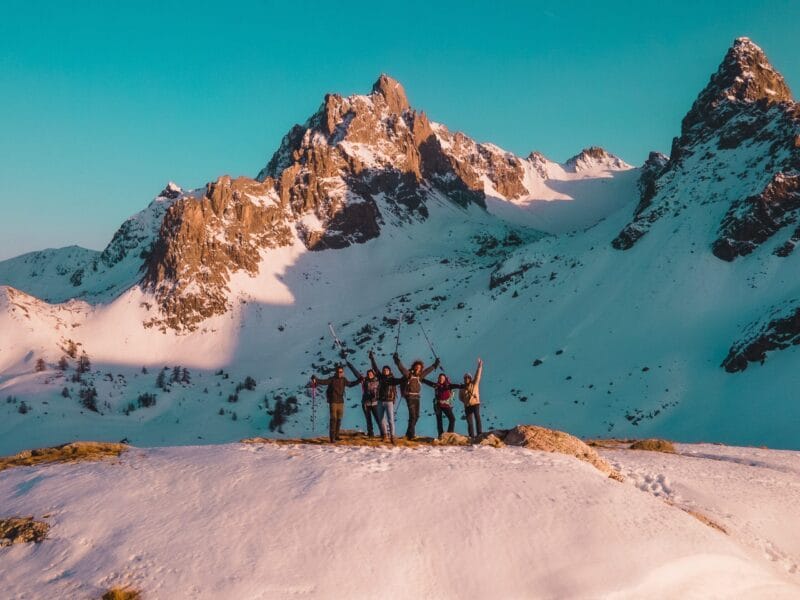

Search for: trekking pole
xmin=328 ymin=322 xmax=346 ymax=356
xmin=419 ymin=322 xmax=442 ymax=369
xmin=394 ymin=316 xmax=402 ymax=354
xmin=310 ymin=379 xmax=317 ymax=434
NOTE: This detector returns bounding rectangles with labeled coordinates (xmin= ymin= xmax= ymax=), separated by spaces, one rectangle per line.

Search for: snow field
xmin=1 ymin=443 xmax=799 ymax=599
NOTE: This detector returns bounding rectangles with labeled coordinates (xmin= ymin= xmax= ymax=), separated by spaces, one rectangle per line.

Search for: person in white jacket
xmin=458 ymin=358 xmax=483 ymax=438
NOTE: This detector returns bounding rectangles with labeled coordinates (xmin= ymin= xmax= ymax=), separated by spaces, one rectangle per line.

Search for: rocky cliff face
xmin=612 ymin=38 xmax=800 ymax=252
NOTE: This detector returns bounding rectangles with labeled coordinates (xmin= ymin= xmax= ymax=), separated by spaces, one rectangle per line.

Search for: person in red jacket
xmin=311 ymin=364 xmax=360 ymax=442
xmin=423 ymin=373 xmax=463 ymax=438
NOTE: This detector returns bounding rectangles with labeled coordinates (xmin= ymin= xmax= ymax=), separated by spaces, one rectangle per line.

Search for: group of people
xmin=310 ymin=352 xmax=484 ymax=444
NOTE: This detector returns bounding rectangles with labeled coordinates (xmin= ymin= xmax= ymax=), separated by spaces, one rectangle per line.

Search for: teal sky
xmin=1 ymin=1 xmax=798 ymax=260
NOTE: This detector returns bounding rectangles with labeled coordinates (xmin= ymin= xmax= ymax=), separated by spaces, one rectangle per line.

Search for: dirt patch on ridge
xmin=244 ymin=425 xmax=623 ymax=480
xmin=0 ymin=442 xmax=127 ymax=472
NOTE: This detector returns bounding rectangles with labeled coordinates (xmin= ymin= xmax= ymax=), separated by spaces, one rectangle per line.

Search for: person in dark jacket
xmin=423 ymin=373 xmax=463 ymax=438
xmin=346 ymin=360 xmax=380 ymax=437
xmin=393 ymin=353 xmax=440 ymax=440
xmin=311 ymin=364 xmax=360 ymax=442
xmin=369 ymin=350 xmax=403 ymax=443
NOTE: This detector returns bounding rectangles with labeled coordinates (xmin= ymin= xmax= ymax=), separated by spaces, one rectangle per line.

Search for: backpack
xmin=436 ymin=377 xmax=452 ymax=405
xmin=461 ymin=382 xmax=475 ymax=405
xmin=403 ymin=373 xmax=421 ymax=399
xmin=363 ymin=378 xmax=379 ymax=404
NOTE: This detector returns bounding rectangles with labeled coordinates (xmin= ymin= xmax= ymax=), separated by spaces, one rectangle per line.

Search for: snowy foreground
xmin=1 ymin=442 xmax=799 ymax=599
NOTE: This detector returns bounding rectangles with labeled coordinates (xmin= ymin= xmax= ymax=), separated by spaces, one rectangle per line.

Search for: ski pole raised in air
xmin=310 ymin=379 xmax=317 ymax=433
xmin=419 ymin=321 xmax=441 ymax=367
xmin=395 ymin=315 xmax=402 ymax=354
xmin=328 ymin=322 xmax=345 ymax=355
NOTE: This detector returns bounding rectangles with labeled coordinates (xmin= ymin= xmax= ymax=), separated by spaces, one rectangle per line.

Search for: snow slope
xmin=0 ymin=442 xmax=798 ymax=599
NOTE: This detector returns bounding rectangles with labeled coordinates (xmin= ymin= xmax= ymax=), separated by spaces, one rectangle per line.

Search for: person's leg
xmin=369 ymin=405 xmax=380 ymax=437
xmin=407 ymin=397 xmax=420 ymax=439
xmin=386 ymin=402 xmax=396 ymax=440
xmin=445 ymin=406 xmax=455 ymax=433
xmin=474 ymin=405 xmax=482 ymax=436
xmin=362 ymin=403 xmax=372 ymax=436
xmin=466 ymin=406 xmax=476 ymax=438
xmin=435 ymin=405 xmax=444 ymax=437
xmin=378 ymin=402 xmax=388 ymax=440
xmin=329 ymin=404 xmax=336 ymax=443
xmin=334 ymin=404 xmax=344 ymax=440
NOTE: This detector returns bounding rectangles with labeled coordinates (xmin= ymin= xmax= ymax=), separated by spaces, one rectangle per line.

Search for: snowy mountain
xmin=1 ymin=37 xmax=800 ymax=455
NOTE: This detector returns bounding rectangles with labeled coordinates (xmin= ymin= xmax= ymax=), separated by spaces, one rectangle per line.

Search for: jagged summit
xmin=681 ymin=37 xmax=793 ymax=135
xmin=564 ymin=146 xmax=631 ymax=173
xmin=370 ymin=73 xmax=410 ymax=114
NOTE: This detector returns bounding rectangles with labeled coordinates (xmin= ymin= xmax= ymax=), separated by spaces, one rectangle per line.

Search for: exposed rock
xmin=0 ymin=517 xmax=49 ymax=547
xmin=502 ymin=425 xmax=620 ymax=478
xmin=712 ymin=172 xmax=800 ymax=261
xmin=142 ymin=176 xmax=293 ymax=331
xmin=436 ymin=432 xmax=471 ymax=446
xmin=723 ymin=301 xmax=800 ymax=372
xmin=477 ymin=432 xmax=505 ymax=448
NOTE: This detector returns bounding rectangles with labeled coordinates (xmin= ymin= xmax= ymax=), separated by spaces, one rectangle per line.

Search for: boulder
xmin=503 ymin=425 xmax=621 ymax=479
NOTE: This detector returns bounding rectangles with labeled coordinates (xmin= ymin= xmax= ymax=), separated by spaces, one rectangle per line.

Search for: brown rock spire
xmin=370 ymin=74 xmax=410 ymax=114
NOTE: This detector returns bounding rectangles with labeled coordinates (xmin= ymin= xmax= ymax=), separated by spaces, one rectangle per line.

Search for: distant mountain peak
xmin=681 ymin=37 xmax=793 ymax=135
xmin=370 ymin=73 xmax=410 ymax=114
xmin=564 ymin=147 xmax=631 ymax=173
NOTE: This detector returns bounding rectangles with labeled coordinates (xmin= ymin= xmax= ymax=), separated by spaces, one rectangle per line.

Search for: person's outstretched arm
xmin=421 ymin=357 xmax=441 ymax=377
xmin=346 ymin=360 xmax=362 ymax=381
xmin=474 ymin=358 xmax=483 ymax=386
xmin=313 ymin=375 xmax=334 ymax=386
xmin=422 ymin=378 xmax=436 ymax=388
xmin=393 ymin=353 xmax=409 ymax=377
xmin=369 ymin=351 xmax=382 ymax=379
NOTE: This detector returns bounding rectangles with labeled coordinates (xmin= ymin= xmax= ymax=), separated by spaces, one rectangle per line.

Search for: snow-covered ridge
xmin=1 ymin=441 xmax=798 ymax=598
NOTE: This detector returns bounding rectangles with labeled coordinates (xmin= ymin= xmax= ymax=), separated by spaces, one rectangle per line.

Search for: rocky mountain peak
xmin=681 ymin=37 xmax=793 ymax=135
xmin=159 ymin=182 xmax=183 ymax=199
xmin=565 ymin=147 xmax=630 ymax=172
xmin=370 ymin=73 xmax=410 ymax=114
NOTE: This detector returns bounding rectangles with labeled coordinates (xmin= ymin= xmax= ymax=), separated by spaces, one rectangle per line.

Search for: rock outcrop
xmin=723 ymin=301 xmax=800 ymax=372
xmin=712 ymin=172 xmax=800 ymax=260
xmin=502 ymin=425 xmax=621 ymax=479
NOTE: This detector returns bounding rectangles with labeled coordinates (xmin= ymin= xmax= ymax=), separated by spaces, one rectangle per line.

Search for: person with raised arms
xmin=311 ymin=364 xmax=360 ymax=443
xmin=393 ymin=352 xmax=440 ymax=440
xmin=459 ymin=358 xmax=484 ymax=438
xmin=346 ymin=359 xmax=381 ymax=438
xmin=369 ymin=350 xmax=404 ymax=444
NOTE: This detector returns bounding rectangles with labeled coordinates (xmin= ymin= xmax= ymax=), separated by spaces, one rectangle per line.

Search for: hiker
xmin=369 ymin=350 xmax=404 ymax=443
xmin=310 ymin=364 xmax=360 ymax=443
xmin=393 ymin=352 xmax=440 ymax=440
xmin=346 ymin=360 xmax=380 ymax=438
xmin=459 ymin=358 xmax=484 ymax=438
xmin=423 ymin=373 xmax=463 ymax=438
